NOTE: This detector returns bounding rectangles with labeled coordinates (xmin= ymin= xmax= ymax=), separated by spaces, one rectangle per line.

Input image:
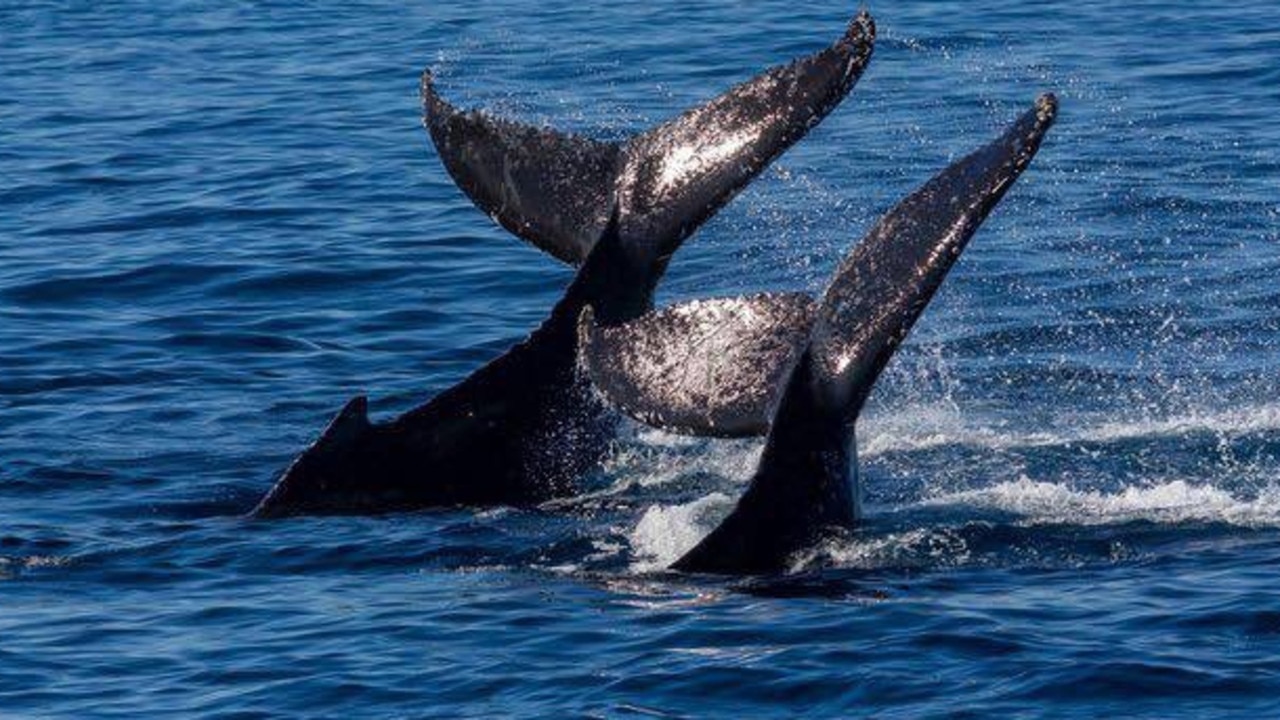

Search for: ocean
xmin=3 ymin=1 xmax=1280 ymax=716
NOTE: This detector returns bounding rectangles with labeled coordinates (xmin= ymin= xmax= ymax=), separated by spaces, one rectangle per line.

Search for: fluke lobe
xmin=253 ymin=12 xmax=876 ymax=517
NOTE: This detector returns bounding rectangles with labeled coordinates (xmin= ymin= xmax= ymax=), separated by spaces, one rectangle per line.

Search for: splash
xmin=628 ymin=493 xmax=735 ymax=571
xmin=622 ymin=475 xmax=1280 ymax=575
xmin=792 ymin=527 xmax=972 ymax=573
xmin=0 ymin=555 xmax=72 ymax=580
xmin=613 ymin=396 xmax=1280 ymax=574
xmin=602 ymin=426 xmax=762 ymax=490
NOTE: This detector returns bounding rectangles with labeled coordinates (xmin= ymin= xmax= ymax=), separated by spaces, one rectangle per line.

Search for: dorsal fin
xmin=323 ymin=395 xmax=371 ymax=444
xmin=251 ymin=395 xmax=373 ymax=518
xmin=422 ymin=11 xmax=875 ymax=266
xmin=578 ymin=293 xmax=815 ymax=437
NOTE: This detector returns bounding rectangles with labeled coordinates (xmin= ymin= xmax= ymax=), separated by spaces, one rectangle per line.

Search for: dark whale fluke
xmin=583 ymin=95 xmax=1059 ymax=574
xmin=423 ymin=10 xmax=876 ymax=269
xmin=252 ymin=13 xmax=876 ymax=518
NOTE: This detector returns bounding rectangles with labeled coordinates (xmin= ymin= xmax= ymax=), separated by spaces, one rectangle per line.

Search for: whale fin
xmin=578 ymin=293 xmax=815 ymax=437
xmin=325 ymin=395 xmax=372 ymax=439
xmin=673 ymin=95 xmax=1060 ymax=575
xmin=423 ymin=10 xmax=875 ymax=266
xmin=252 ymin=395 xmax=373 ymax=518
xmin=423 ymin=72 xmax=620 ymax=265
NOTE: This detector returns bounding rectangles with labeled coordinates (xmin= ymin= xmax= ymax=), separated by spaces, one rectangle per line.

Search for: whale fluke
xmin=253 ymin=14 xmax=876 ymax=518
xmin=676 ymin=94 xmax=1058 ymax=575
xmin=423 ymin=11 xmax=875 ymax=266
xmin=580 ymin=95 xmax=1059 ymax=574
xmin=578 ymin=294 xmax=815 ymax=438
xmin=808 ymin=93 xmax=1061 ymax=422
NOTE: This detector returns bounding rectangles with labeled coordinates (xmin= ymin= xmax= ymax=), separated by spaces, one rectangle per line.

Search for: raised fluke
xmin=578 ymin=293 xmax=816 ymax=437
xmin=669 ymin=94 xmax=1059 ymax=575
xmin=423 ymin=72 xmax=619 ymax=265
xmin=616 ymin=11 xmax=876 ymax=261
xmin=423 ymin=10 xmax=875 ymax=266
xmin=809 ymin=93 xmax=1059 ymax=420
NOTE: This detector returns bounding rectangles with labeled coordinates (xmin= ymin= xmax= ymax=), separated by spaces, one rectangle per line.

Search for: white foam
xmin=789 ymin=479 xmax=1280 ymax=572
xmin=923 ymin=476 xmax=1280 ymax=528
xmin=1076 ymin=404 xmax=1280 ymax=445
xmin=0 ymin=555 xmax=71 ymax=579
xmin=860 ymin=402 xmax=1280 ymax=456
xmin=793 ymin=527 xmax=972 ymax=572
xmin=628 ymin=493 xmax=734 ymax=571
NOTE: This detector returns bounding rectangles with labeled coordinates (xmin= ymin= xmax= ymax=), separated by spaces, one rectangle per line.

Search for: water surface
xmin=3 ymin=1 xmax=1280 ymax=717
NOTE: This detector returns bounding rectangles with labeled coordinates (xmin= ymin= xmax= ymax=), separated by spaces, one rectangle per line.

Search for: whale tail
xmin=252 ymin=15 xmax=874 ymax=520
xmin=423 ymin=11 xmax=875 ymax=267
xmin=678 ymin=94 xmax=1059 ymax=574
xmin=583 ymin=95 xmax=1059 ymax=574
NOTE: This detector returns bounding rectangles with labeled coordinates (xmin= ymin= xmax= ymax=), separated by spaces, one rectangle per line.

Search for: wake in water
xmin=861 ymin=400 xmax=1280 ymax=456
xmin=923 ymin=477 xmax=1280 ymax=528
xmin=612 ymin=396 xmax=1280 ymax=575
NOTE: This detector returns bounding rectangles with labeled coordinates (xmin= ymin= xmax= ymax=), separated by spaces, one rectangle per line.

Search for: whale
xmin=579 ymin=94 xmax=1058 ymax=574
xmin=252 ymin=12 xmax=876 ymax=517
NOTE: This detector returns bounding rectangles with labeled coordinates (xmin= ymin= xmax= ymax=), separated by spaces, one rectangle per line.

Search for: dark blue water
xmin=4 ymin=1 xmax=1280 ymax=716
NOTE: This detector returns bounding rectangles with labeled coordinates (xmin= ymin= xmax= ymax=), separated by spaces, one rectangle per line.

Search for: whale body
xmin=253 ymin=13 xmax=876 ymax=517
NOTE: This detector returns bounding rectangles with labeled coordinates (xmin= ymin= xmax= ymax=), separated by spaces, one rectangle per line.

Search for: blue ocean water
xmin=3 ymin=0 xmax=1280 ymax=716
